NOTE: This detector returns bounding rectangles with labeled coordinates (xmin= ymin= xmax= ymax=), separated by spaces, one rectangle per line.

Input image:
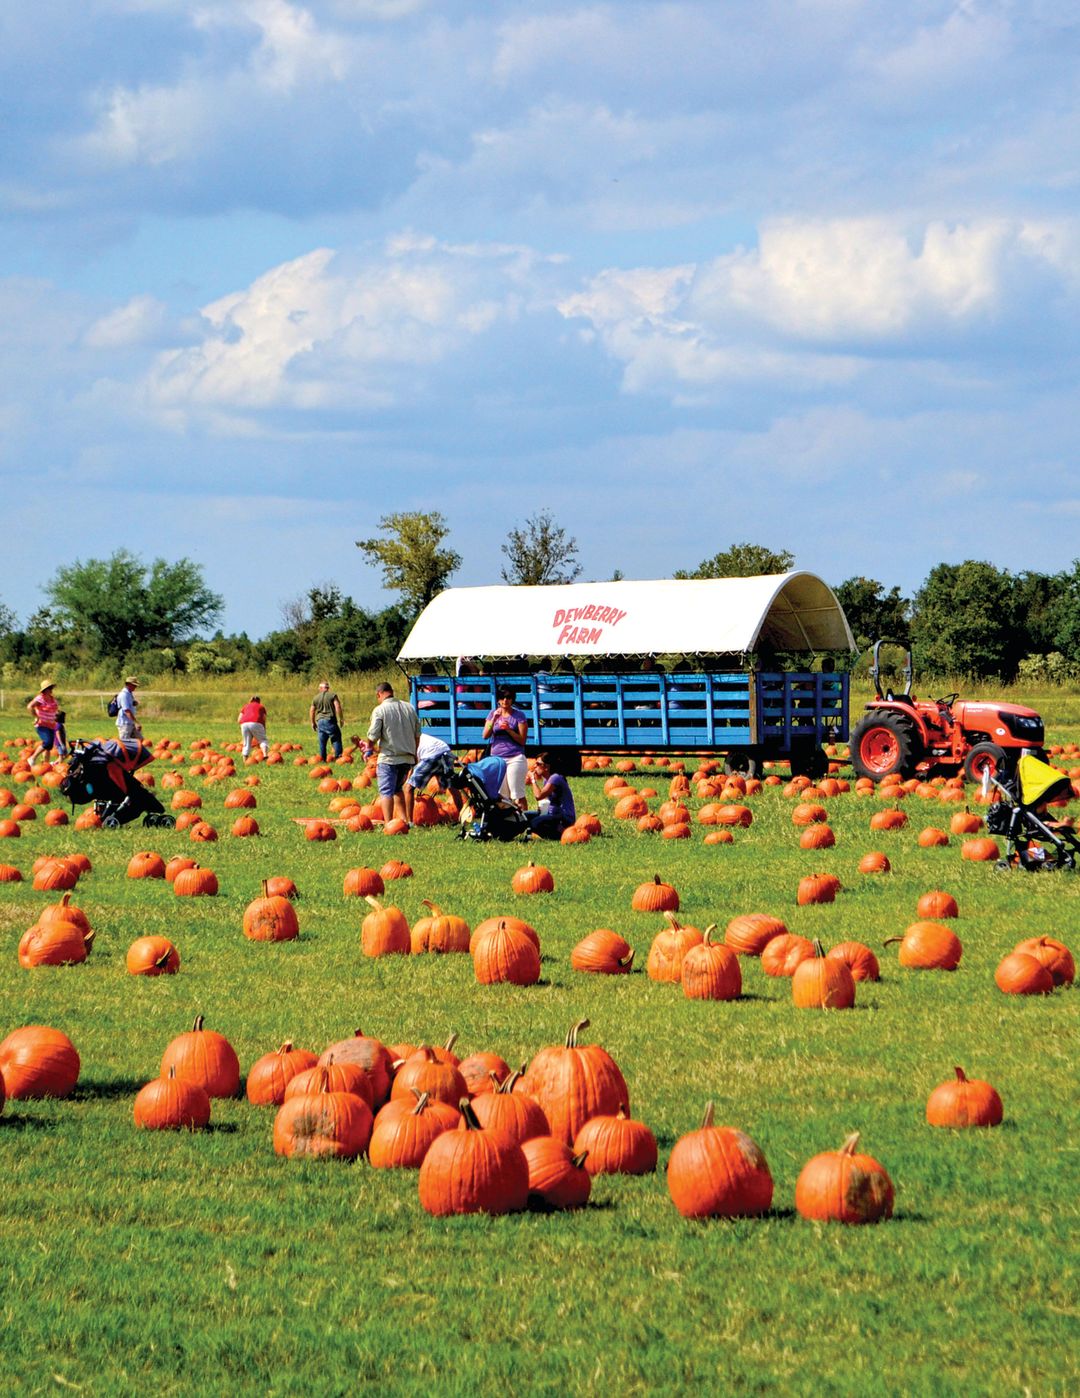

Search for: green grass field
xmin=0 ymin=699 xmax=1077 ymax=1396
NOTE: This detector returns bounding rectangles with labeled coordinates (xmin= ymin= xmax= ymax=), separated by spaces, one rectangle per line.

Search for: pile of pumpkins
xmin=1 ymin=1013 xmax=1035 ymax=1226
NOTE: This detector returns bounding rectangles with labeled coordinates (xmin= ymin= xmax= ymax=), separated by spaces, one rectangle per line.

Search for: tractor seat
xmin=884 ymin=690 xmax=916 ymax=708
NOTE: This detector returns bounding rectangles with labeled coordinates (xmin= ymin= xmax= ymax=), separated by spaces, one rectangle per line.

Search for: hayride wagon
xmin=398 ymin=573 xmax=854 ymax=777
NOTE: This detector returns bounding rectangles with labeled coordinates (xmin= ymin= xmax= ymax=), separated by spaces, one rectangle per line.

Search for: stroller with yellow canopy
xmin=985 ymin=754 xmax=1080 ymax=871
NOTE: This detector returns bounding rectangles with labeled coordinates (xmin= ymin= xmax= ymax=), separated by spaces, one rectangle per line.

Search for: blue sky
xmin=2 ymin=0 xmax=1079 ymax=638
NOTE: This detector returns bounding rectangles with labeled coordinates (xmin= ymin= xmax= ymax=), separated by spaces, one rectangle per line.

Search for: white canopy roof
xmin=398 ymin=573 xmax=854 ymax=660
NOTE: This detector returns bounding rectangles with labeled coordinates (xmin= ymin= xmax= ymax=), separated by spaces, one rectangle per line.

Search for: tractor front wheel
xmin=962 ymin=742 xmax=1008 ymax=784
xmin=850 ymin=712 xmax=919 ymax=781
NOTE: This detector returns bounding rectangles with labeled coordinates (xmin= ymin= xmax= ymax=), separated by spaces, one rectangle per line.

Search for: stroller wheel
xmin=102 ymin=814 xmax=121 ymax=830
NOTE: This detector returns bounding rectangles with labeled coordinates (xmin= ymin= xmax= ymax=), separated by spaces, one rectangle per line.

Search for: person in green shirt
xmin=309 ymin=680 xmax=344 ymax=760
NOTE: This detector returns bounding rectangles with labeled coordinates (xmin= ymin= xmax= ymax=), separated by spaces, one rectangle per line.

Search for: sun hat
xmin=39 ymin=679 xmax=56 ymax=691
xmin=125 ymin=676 xmax=139 ymax=687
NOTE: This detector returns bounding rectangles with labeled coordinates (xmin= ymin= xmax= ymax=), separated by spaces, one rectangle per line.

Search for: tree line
xmin=2 ymin=516 xmax=1077 ymax=683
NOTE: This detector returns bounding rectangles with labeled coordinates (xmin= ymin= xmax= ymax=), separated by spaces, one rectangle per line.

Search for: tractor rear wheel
xmin=962 ymin=742 xmax=1007 ymax=784
xmin=850 ymin=711 xmax=919 ymax=781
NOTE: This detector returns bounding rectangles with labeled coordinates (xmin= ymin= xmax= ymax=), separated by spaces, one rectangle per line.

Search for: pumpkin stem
xmin=702 ymin=924 xmax=716 ymax=944
xmin=167 ymin=1066 xmax=177 ymax=1080
xmin=192 ymin=1014 xmax=205 ymax=1032
xmin=83 ymin=929 xmax=96 ymax=949
xmin=154 ymin=947 xmax=171 ymax=969
xmin=460 ymin=1098 xmax=482 ymax=1130
xmin=421 ymin=899 xmax=441 ymax=916
xmin=261 ymin=879 xmax=269 ymax=898
xmin=572 ymin=1151 xmax=589 ymax=1170
xmin=411 ymin=1090 xmax=430 ymax=1114
xmin=812 ymin=938 xmax=826 ymax=958
xmin=364 ymin=896 xmax=384 ymax=912
xmin=663 ymin=912 xmax=682 ymax=929
xmin=277 ymin=1041 xmax=294 ymax=1055
xmin=953 ymin=1066 xmax=968 ymax=1082
xmin=444 ymin=1032 xmax=458 ymax=1054
xmin=565 ymin=1018 xmax=590 ymax=1048
xmin=700 ymin=1101 xmax=715 ymax=1130
xmin=59 ymin=892 xmax=72 ymax=907
xmin=493 ymin=1069 xmax=523 ymax=1095
xmin=840 ymin=1132 xmax=861 ymax=1156
xmin=882 ymin=937 xmax=903 ymax=947
xmin=619 ymin=949 xmax=635 ymax=969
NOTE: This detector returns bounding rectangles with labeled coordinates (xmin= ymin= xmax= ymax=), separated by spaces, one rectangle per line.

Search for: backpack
xmin=107 ymin=696 xmax=120 ymax=718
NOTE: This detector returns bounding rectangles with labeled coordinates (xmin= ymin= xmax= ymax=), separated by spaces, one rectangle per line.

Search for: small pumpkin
xmin=272 ymin=1068 xmax=373 ymax=1159
xmin=521 ymin=1019 xmax=629 ymax=1146
xmin=245 ymin=1041 xmax=319 ymax=1106
xmin=472 ymin=919 xmax=541 ymax=986
xmin=411 ymin=900 xmax=471 ymax=954
xmin=1012 ymin=936 xmax=1074 ymax=986
xmin=797 ymin=873 xmax=839 ymax=906
xmin=521 ymin=1137 xmax=592 ymax=1209
xmin=994 ymin=951 xmax=1054 ymax=996
xmin=857 ymin=851 xmax=890 ymax=875
xmin=646 ymin=913 xmax=704 ymax=982
xmin=631 ymin=874 xmax=679 ymax=913
xmin=127 ymin=850 xmax=167 ymax=880
xmin=466 ymin=1070 xmax=550 ymax=1146
xmin=926 ymin=1066 xmax=1003 ymax=1128
xmin=318 ymin=1029 xmax=394 ymax=1106
xmin=126 ymin=935 xmax=180 ymax=976
xmin=458 ymin=1050 xmax=512 ymax=1096
xmin=369 ymin=1090 xmax=460 ymax=1169
xmin=243 ymin=882 xmax=300 ymax=942
xmin=573 ymin=1106 xmax=657 ymax=1175
xmin=172 ymin=865 xmax=219 ymax=897
xmin=667 ymin=1102 xmax=773 ymax=1218
xmin=361 ymin=897 xmax=411 ymax=956
xmin=826 ymin=941 xmax=880 ymax=982
xmin=160 ymin=1014 xmax=240 ymax=1098
xmin=570 ymin=929 xmax=635 ymax=975
xmin=761 ymin=933 xmax=816 ymax=978
xmin=133 ymin=1066 xmax=211 ymax=1131
xmin=343 ymin=867 xmax=384 ymax=898
xmin=391 ymin=1047 xmax=469 ymax=1107
xmin=724 ymin=914 xmax=787 ymax=957
xmin=961 ymin=837 xmax=1000 ymax=862
xmin=511 ymin=861 xmax=555 ymax=895
xmin=0 ymin=1025 xmax=80 ymax=1098
xmin=917 ymin=890 xmax=959 ymax=920
xmin=681 ymin=927 xmax=742 ymax=1001
xmin=885 ymin=922 xmax=962 ymax=971
xmin=794 ymin=1132 xmax=894 ymax=1224
xmin=791 ymin=940 xmax=856 ymax=1009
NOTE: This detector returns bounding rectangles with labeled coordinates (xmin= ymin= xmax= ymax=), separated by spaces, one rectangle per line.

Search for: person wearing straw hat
xmin=115 ymin=676 xmax=143 ymax=742
xmin=27 ymin=679 xmax=65 ymax=764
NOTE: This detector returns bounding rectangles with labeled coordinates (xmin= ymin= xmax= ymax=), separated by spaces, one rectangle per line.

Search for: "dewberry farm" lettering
xmin=551 ymin=604 xmax=628 ymax=646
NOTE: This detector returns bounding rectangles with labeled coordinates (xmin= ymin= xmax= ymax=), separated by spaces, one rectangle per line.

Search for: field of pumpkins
xmin=0 ymin=711 xmax=1077 ymax=1394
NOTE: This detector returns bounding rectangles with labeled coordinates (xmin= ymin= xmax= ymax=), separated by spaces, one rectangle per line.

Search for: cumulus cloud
xmin=137 ymin=236 xmax=554 ymax=423
xmin=560 ymin=216 xmax=1080 ymax=395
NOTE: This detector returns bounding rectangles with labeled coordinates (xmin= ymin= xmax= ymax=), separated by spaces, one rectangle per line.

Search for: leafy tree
xmin=0 ymin=600 xmax=15 ymax=636
xmin=1011 ymin=570 xmax=1059 ymax=657
xmin=1042 ymin=560 xmax=1080 ymax=660
xmin=501 ymin=510 xmax=582 ymax=586
xmin=910 ymin=561 xmax=1017 ymax=679
xmin=833 ymin=577 xmax=910 ymax=652
xmin=675 ymin=542 xmax=795 ymax=580
xmin=356 ymin=512 xmax=461 ymax=615
xmin=44 ymin=551 xmax=223 ymax=662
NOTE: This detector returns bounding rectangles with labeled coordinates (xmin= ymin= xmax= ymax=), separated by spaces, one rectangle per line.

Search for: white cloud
xmin=560 ymin=216 xmax=1080 ymax=396
xmin=83 ymin=294 xmax=172 ymax=349
xmin=138 ymin=237 xmax=545 ymax=421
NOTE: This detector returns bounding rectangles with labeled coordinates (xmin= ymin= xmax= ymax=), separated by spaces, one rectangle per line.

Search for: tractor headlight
xmin=999 ymin=712 xmax=1044 ymax=742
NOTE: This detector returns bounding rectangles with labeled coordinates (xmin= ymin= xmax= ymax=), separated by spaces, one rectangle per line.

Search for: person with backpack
xmin=111 ymin=677 xmax=142 ymax=742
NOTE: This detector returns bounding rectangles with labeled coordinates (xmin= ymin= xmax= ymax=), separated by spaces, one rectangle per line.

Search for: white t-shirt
xmin=416 ymin=733 xmax=451 ymax=762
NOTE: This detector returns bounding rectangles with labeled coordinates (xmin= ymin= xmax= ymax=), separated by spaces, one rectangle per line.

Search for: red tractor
xmin=849 ymin=641 xmax=1046 ymax=782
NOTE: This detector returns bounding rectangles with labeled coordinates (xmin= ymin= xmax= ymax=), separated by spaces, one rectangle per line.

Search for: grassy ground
xmin=0 ymin=696 xmax=1077 ymax=1396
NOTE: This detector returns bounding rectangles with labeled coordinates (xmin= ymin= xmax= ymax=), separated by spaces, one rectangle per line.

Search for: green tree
xmin=356 ymin=512 xmax=461 ymax=615
xmin=909 ymin=561 xmax=1017 ymax=679
xmin=44 ymin=551 xmax=223 ymax=662
xmin=675 ymin=542 xmax=795 ymax=580
xmin=501 ymin=510 xmax=582 ymax=586
xmin=0 ymin=600 xmax=15 ymax=636
xmin=833 ymin=577 xmax=910 ymax=651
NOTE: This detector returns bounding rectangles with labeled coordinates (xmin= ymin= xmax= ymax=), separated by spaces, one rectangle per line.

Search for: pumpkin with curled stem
xmin=884 ymin=921 xmax=962 ymax=971
xmin=571 ymin=929 xmax=635 ymax=975
xmin=794 ymin=1132 xmax=894 ymax=1225
xmin=522 ymin=1137 xmax=592 ymax=1210
xmin=361 ymin=897 xmax=410 ymax=957
xmin=573 ymin=1106 xmax=657 ymax=1176
xmin=126 ymin=935 xmax=180 ymax=977
xmin=411 ymin=900 xmax=471 ymax=954
xmin=667 ymin=1102 xmax=773 ymax=1219
xmin=926 ymin=1067 xmax=1003 ymax=1128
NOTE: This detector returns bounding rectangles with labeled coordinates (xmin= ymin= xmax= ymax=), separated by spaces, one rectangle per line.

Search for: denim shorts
xmin=410 ymin=751 xmax=455 ymax=790
xmin=377 ymin=762 xmax=411 ymax=798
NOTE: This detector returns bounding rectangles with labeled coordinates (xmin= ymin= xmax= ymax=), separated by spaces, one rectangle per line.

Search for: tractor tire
xmin=850 ymin=712 xmax=919 ymax=781
xmin=724 ymin=748 xmax=761 ymax=779
xmin=962 ymin=742 xmax=1008 ymax=784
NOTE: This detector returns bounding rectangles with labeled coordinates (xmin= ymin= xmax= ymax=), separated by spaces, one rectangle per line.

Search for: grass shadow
xmin=0 ymin=1113 xmax=58 ymax=1132
xmin=74 ymin=1078 xmax=146 ymax=1100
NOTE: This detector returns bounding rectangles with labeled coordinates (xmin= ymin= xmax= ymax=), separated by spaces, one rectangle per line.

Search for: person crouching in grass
xmin=525 ymin=752 xmax=576 ymax=840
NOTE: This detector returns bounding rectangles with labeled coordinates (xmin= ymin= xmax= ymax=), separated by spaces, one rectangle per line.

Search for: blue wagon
xmin=398 ymin=573 xmax=854 ymax=777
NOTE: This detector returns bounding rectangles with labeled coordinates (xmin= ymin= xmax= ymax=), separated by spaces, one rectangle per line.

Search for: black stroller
xmin=60 ymin=739 xmax=175 ymax=829
xmin=985 ymin=753 xmax=1080 ymax=871
xmin=451 ymin=756 xmax=531 ymax=842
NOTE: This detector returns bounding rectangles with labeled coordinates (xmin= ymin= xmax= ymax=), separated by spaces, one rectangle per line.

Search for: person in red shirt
xmin=27 ymin=680 xmax=65 ymax=764
xmin=237 ymin=695 xmax=269 ymax=759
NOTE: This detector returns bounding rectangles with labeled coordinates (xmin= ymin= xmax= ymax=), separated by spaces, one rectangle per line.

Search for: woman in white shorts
xmin=483 ymin=685 xmax=529 ymax=810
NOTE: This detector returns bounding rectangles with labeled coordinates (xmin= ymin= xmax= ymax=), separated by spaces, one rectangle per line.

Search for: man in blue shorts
xmin=362 ymin=682 xmax=421 ymax=826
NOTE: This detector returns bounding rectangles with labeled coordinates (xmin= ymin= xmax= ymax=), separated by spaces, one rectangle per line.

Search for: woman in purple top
xmin=483 ymin=685 xmax=528 ymax=809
